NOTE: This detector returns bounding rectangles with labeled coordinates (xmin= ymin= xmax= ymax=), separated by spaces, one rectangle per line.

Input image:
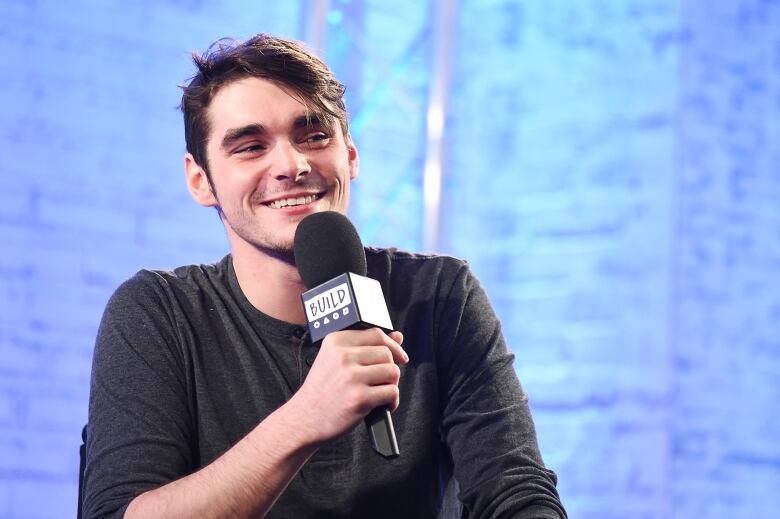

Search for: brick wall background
xmin=446 ymin=2 xmax=679 ymax=516
xmin=1 ymin=0 xmax=778 ymax=517
xmin=672 ymin=2 xmax=780 ymax=516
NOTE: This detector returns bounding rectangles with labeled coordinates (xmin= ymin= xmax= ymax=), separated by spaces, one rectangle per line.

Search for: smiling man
xmin=83 ymin=35 xmax=566 ymax=518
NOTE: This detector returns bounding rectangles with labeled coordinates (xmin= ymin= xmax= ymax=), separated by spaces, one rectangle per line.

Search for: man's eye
xmin=302 ymin=133 xmax=330 ymax=148
xmin=236 ymin=144 xmax=264 ymax=154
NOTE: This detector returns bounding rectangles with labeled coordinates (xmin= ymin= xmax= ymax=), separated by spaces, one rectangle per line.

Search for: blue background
xmin=2 ymin=0 xmax=779 ymax=517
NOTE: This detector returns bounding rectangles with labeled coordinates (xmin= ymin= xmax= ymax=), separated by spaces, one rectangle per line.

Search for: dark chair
xmin=78 ymin=424 xmax=88 ymax=519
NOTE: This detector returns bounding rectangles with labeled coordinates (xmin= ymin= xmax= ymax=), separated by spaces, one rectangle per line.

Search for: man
xmin=83 ymin=34 xmax=566 ymax=518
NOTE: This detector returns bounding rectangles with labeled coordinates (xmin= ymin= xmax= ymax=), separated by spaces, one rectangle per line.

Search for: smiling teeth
xmin=268 ymin=194 xmax=319 ymax=209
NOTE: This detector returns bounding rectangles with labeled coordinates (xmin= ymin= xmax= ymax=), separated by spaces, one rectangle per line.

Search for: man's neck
xmin=230 ymin=238 xmax=307 ymax=325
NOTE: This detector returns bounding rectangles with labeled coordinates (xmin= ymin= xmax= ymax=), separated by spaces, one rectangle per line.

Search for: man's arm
xmin=85 ymin=274 xmax=406 ymax=519
xmin=435 ymin=264 xmax=567 ymax=518
xmin=125 ymin=327 xmax=406 ymax=519
xmin=125 ymin=328 xmax=408 ymax=519
xmin=124 ymin=399 xmax=317 ymax=519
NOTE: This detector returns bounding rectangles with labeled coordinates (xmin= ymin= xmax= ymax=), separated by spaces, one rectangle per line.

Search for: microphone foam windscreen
xmin=294 ymin=211 xmax=368 ymax=289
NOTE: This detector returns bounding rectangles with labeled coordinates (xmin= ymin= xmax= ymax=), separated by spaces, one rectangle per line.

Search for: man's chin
xmin=252 ymin=241 xmax=296 ymax=264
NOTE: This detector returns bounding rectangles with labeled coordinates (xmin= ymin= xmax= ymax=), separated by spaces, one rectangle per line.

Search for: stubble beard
xmin=211 ymin=177 xmax=332 ymax=266
xmin=220 ymin=205 xmax=299 ymax=266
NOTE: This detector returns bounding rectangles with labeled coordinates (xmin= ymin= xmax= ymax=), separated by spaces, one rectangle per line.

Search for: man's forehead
xmin=205 ymin=78 xmax=337 ymax=142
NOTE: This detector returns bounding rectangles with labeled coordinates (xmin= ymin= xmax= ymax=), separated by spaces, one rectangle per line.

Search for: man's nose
xmin=269 ymin=141 xmax=311 ymax=182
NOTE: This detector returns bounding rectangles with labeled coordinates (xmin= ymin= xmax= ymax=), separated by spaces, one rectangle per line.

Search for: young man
xmin=83 ymin=34 xmax=566 ymax=518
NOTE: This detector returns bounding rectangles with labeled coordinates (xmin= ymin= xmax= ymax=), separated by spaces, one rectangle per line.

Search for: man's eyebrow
xmin=292 ymin=114 xmax=328 ymax=130
xmin=220 ymin=123 xmax=266 ymax=151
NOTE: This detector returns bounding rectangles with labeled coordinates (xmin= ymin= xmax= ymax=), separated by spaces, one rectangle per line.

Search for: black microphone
xmin=293 ymin=211 xmax=400 ymax=459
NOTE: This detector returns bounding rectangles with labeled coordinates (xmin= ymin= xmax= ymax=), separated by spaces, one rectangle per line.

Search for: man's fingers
xmin=363 ymin=385 xmax=400 ymax=413
xmin=387 ymin=331 xmax=408 ymax=364
xmin=353 ymin=362 xmax=401 ymax=386
xmin=324 ymin=328 xmax=409 ymax=365
xmin=380 ymin=330 xmax=407 ymax=364
xmin=354 ymin=347 xmax=394 ymax=366
xmin=388 ymin=330 xmax=404 ymax=346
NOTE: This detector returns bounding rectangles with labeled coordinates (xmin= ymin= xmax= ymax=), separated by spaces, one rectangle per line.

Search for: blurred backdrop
xmin=2 ymin=0 xmax=779 ymax=517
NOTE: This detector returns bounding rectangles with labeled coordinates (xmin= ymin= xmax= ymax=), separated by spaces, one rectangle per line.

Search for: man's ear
xmin=346 ymin=135 xmax=359 ymax=181
xmin=184 ymin=153 xmax=218 ymax=207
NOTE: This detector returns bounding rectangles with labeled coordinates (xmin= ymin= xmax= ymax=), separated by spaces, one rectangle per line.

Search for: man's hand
xmin=288 ymin=328 xmax=408 ymax=445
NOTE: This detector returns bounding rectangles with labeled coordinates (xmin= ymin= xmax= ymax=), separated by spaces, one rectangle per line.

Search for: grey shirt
xmin=84 ymin=249 xmax=566 ymax=518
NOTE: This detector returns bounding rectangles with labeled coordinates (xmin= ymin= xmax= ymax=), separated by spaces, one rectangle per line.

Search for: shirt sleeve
xmin=435 ymin=263 xmax=567 ymax=519
xmin=83 ymin=272 xmax=194 ymax=519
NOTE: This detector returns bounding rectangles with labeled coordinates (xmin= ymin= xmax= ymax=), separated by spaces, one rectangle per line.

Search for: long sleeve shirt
xmin=84 ymin=248 xmax=566 ymax=518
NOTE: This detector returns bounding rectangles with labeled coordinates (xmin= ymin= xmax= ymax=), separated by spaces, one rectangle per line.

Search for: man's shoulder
xmin=110 ymin=255 xmax=232 ymax=305
xmin=364 ymin=247 xmax=474 ymax=301
xmin=365 ymin=247 xmax=468 ymax=273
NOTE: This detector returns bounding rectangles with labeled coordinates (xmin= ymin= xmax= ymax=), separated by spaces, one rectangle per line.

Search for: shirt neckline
xmin=223 ymin=254 xmax=308 ymax=340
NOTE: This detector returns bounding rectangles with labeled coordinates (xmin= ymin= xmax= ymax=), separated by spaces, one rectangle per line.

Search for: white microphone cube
xmin=301 ymin=272 xmax=393 ymax=343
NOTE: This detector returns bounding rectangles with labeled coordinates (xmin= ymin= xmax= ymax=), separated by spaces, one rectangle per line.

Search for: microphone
xmin=293 ymin=211 xmax=400 ymax=459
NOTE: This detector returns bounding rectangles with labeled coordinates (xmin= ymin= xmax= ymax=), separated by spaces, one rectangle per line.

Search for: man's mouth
xmin=266 ymin=193 xmax=322 ymax=209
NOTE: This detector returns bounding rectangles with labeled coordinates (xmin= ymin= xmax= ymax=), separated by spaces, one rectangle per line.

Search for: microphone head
xmin=294 ymin=211 xmax=367 ymax=289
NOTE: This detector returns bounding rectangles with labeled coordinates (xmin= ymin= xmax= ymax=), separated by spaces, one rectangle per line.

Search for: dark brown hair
xmin=180 ymin=34 xmax=348 ymax=181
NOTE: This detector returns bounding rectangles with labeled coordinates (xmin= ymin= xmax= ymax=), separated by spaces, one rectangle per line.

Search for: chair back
xmin=78 ymin=424 xmax=88 ymax=519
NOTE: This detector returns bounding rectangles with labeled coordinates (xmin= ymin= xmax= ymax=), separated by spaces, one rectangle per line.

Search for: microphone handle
xmin=365 ymin=406 xmax=400 ymax=458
